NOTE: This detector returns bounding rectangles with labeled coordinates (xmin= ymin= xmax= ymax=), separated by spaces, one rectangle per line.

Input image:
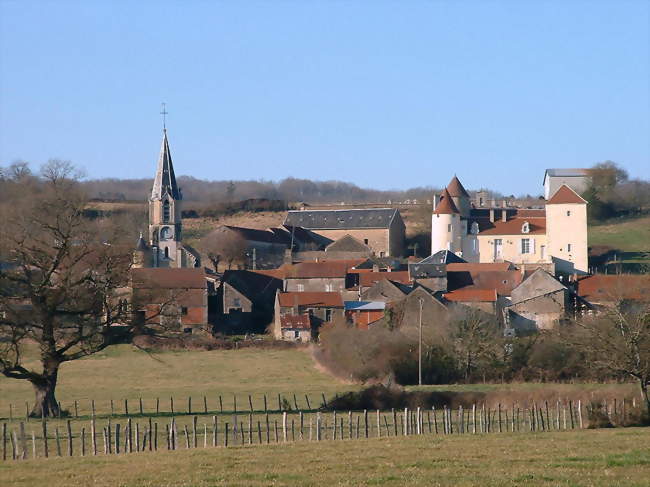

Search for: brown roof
xmin=278 ymin=292 xmax=344 ymax=308
xmin=576 ymin=275 xmax=650 ymax=303
xmin=280 ymin=314 xmax=311 ymax=330
xmin=285 ymin=260 xmax=365 ymax=279
xmin=443 ymin=288 xmax=497 ymax=302
xmin=446 ymin=176 xmax=470 ymax=198
xmin=547 ymin=185 xmax=587 ymax=205
xmin=131 ymin=268 xmax=207 ymax=289
xmin=433 ymin=189 xmax=460 ymax=215
xmin=359 ymin=271 xmax=412 ymax=287
xmin=475 ymin=216 xmax=546 ymax=235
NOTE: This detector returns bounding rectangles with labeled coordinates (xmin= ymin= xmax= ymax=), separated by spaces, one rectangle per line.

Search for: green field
xmin=0 ymin=345 xmax=360 ymax=417
xmin=1 ymin=428 xmax=648 ymax=486
xmin=589 ymin=216 xmax=650 ymax=253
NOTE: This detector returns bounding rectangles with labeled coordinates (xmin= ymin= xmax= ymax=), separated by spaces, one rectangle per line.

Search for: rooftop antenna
xmin=160 ymin=102 xmax=168 ymax=130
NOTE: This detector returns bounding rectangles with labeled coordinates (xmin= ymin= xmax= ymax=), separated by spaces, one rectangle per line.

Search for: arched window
xmin=160 ymin=227 xmax=171 ymax=240
xmin=163 ymin=200 xmax=170 ymax=223
xmin=164 ymin=247 xmax=169 ymax=259
xmin=521 ymin=221 xmax=530 ymax=234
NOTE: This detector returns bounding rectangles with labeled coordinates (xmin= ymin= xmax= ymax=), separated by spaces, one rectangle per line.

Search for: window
xmin=521 ymin=221 xmax=530 ymax=234
xmin=183 ymin=327 xmax=192 ymax=334
xmin=233 ymin=298 xmax=241 ymax=307
xmin=447 ymin=224 xmax=452 ymax=233
xmin=181 ymin=307 xmax=188 ymax=315
xmin=566 ymin=210 xmax=571 ymax=217
xmin=567 ymin=243 xmax=572 ymax=252
xmin=164 ymin=247 xmax=169 ymax=259
xmin=296 ymin=283 xmax=304 ymax=292
xmin=325 ymin=309 xmax=332 ymax=321
xmin=521 ymin=238 xmax=531 ymax=254
xmin=160 ymin=226 xmax=171 ymax=240
xmin=379 ymin=252 xmax=385 ymax=257
xmin=163 ymin=200 xmax=170 ymax=223
xmin=294 ymin=330 xmax=300 ymax=339
xmin=364 ymin=238 xmax=369 ymax=245
xmin=306 ymin=308 xmax=314 ymax=316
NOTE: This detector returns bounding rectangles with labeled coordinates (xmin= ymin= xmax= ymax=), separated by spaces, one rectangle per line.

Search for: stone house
xmin=379 ymin=286 xmax=448 ymax=331
xmin=278 ymin=314 xmax=313 ymax=342
xmin=273 ymin=291 xmax=344 ymax=340
xmin=131 ymin=268 xmax=209 ymax=333
xmin=283 ymin=260 xmax=364 ymax=293
xmin=344 ymin=301 xmax=386 ymax=329
xmin=217 ymin=270 xmax=283 ymax=334
xmin=505 ymin=268 xmax=570 ymax=333
xmin=284 ymin=208 xmax=406 ymax=257
xmin=360 ymin=279 xmax=409 ymax=303
xmin=291 ymin=234 xmax=373 ymax=262
xmin=443 ymin=288 xmax=498 ymax=314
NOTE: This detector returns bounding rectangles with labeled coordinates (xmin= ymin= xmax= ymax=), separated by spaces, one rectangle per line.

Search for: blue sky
xmin=1 ymin=0 xmax=648 ymax=195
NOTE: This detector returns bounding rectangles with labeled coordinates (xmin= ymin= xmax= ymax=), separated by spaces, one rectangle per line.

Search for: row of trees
xmin=583 ymin=161 xmax=650 ymax=221
xmin=318 ymin=304 xmax=650 ymax=415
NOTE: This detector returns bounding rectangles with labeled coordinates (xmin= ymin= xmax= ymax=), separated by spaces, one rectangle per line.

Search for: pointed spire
xmin=151 ymin=129 xmax=181 ymax=200
xmin=446 ymin=176 xmax=470 ymax=198
xmin=135 ymin=232 xmax=149 ymax=250
xmin=433 ymin=188 xmax=460 ymax=215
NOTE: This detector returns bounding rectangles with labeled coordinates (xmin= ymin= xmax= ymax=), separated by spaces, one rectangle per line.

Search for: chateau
xmin=133 ymin=129 xmax=200 ymax=269
xmin=431 ymin=176 xmax=588 ymax=275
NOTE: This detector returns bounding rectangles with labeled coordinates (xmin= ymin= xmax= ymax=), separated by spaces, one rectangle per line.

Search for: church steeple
xmin=151 ymin=129 xmax=181 ymax=201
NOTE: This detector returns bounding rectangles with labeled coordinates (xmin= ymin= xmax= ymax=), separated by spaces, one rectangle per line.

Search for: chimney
xmin=502 ymin=209 xmax=507 ymax=222
xmin=489 ymin=209 xmax=495 ymax=223
xmin=502 ymin=200 xmax=507 ymax=208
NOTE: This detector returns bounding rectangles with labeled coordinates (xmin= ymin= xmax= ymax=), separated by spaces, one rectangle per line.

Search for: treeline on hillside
xmin=81 ymin=175 xmax=440 ymax=204
xmin=583 ymin=161 xmax=650 ymax=221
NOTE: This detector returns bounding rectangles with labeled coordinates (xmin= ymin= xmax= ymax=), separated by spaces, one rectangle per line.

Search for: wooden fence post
xmin=91 ymin=418 xmax=97 ymax=455
xmin=293 ymin=394 xmax=299 ymax=410
xmin=139 ymin=398 xmax=143 ymax=416
xmin=263 ymin=395 xmax=267 ymax=412
xmin=193 ymin=416 xmax=198 ymax=448
xmin=156 ymin=397 xmax=160 ymax=415
xmin=124 ymin=399 xmax=128 ymax=416
xmin=283 ymin=412 xmax=287 ymax=442
xmin=376 ymin=410 xmax=381 ymax=438
xmin=321 ymin=393 xmax=327 ymax=409
xmin=66 ymin=420 xmax=73 ymax=457
xmin=212 ymin=416 xmax=217 ymax=447
xmin=364 ymin=410 xmax=369 ymax=438
xmin=299 ymin=411 xmax=304 ymax=440
xmin=114 ymin=424 xmax=120 ymax=454
xmin=31 ymin=430 xmax=36 ymax=459
xmin=170 ymin=396 xmax=174 ymax=415
xmin=305 ymin=395 xmax=311 ymax=410
xmin=248 ymin=395 xmax=253 ymax=413
xmin=81 ymin=427 xmax=86 ymax=456
xmin=183 ymin=425 xmax=190 ymax=449
xmin=204 ymin=396 xmax=208 ymax=414
xmin=188 ymin=397 xmax=192 ymax=415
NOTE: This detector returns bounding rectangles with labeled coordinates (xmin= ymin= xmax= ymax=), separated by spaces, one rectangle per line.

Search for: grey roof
xmin=408 ymin=263 xmax=446 ymax=279
xmin=151 ymin=129 xmax=181 ymax=200
xmin=544 ymin=168 xmax=591 ymax=179
xmin=344 ymin=301 xmax=386 ymax=311
xmin=418 ymin=250 xmax=466 ymax=265
xmin=510 ymin=268 xmax=567 ymax=305
xmin=325 ymin=234 xmax=371 ymax=252
xmin=135 ymin=234 xmax=149 ymax=251
xmin=284 ymin=208 xmax=400 ymax=230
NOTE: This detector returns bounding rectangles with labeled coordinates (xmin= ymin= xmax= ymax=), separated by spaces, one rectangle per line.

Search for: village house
xmin=273 ymin=291 xmax=344 ymax=341
xmin=344 ymin=301 xmax=386 ymax=329
xmin=284 ymin=208 xmax=406 ymax=257
xmin=131 ymin=267 xmax=210 ymax=333
xmin=283 ymin=260 xmax=364 ymax=297
xmin=504 ymin=268 xmax=571 ymax=333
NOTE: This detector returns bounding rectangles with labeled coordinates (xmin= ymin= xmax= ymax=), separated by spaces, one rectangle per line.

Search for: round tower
xmin=431 ymin=188 xmax=461 ymax=254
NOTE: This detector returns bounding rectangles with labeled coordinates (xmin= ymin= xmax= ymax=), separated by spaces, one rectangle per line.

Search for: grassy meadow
xmin=1 ymin=428 xmax=649 ymax=486
xmin=589 ymin=216 xmax=650 ymax=253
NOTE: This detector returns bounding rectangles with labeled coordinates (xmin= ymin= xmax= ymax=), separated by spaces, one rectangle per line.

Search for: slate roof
xmin=224 ymin=226 xmax=287 ymax=244
xmin=151 ymin=129 xmax=181 ymax=200
xmin=545 ymin=168 xmax=592 ymax=178
xmin=547 ymin=185 xmax=588 ymax=205
xmin=278 ymin=292 xmax=344 ymax=308
xmin=344 ymin=301 xmax=386 ymax=311
xmin=510 ymin=268 xmax=566 ymax=304
xmin=325 ymin=234 xmax=371 ymax=253
xmin=418 ymin=250 xmax=466 ymax=265
xmin=135 ymin=235 xmax=149 ymax=251
xmin=284 ymin=208 xmax=400 ymax=230
xmin=353 ymin=257 xmax=408 ymax=271
xmin=358 ymin=271 xmax=412 ymax=288
xmin=408 ymin=263 xmax=446 ymax=279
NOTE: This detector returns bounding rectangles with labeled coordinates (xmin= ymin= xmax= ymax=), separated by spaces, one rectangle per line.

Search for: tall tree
xmin=0 ymin=161 xmax=133 ymax=417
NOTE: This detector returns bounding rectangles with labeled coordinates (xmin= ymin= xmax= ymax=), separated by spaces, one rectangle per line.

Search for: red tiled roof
xmin=280 ymin=314 xmax=311 ymax=330
xmin=443 ymin=288 xmax=497 ymax=302
xmin=131 ymin=268 xmax=207 ymax=289
xmin=547 ymin=185 xmax=587 ymax=205
xmin=446 ymin=176 xmax=470 ymax=198
xmin=278 ymin=292 xmax=344 ymax=308
xmin=576 ymin=275 xmax=650 ymax=302
xmin=433 ymin=189 xmax=460 ymax=215
xmin=476 ymin=216 xmax=546 ymax=235
xmin=359 ymin=271 xmax=412 ymax=287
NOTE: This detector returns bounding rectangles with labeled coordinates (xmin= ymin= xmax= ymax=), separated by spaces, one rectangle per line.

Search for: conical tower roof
xmin=135 ymin=232 xmax=149 ymax=251
xmin=151 ymin=129 xmax=181 ymax=200
xmin=433 ymin=188 xmax=460 ymax=215
xmin=446 ymin=176 xmax=469 ymax=198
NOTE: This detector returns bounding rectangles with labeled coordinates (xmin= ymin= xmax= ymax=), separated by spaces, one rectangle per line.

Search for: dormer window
xmin=521 ymin=221 xmax=530 ymax=234
xmin=470 ymin=222 xmax=479 ymax=235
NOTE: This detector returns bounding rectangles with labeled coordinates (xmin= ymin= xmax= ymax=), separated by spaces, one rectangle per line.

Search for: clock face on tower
xmin=160 ymin=226 xmax=172 ymax=240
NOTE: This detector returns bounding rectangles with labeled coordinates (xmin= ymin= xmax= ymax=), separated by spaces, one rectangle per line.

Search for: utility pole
xmin=418 ymin=297 xmax=423 ymax=386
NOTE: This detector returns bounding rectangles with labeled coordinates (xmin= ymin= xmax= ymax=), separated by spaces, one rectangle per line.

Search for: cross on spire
xmin=160 ymin=102 xmax=168 ymax=130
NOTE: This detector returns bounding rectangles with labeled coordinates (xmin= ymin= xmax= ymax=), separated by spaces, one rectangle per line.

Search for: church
xmin=431 ymin=176 xmax=589 ymax=275
xmin=133 ymin=129 xmax=201 ymax=269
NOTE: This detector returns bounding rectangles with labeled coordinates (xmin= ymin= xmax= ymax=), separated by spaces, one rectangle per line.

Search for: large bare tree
xmin=568 ymin=299 xmax=650 ymax=414
xmin=0 ymin=161 xmax=133 ymax=417
xmin=200 ymin=228 xmax=247 ymax=272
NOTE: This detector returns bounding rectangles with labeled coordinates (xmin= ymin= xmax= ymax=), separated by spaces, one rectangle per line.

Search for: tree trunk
xmin=640 ymin=380 xmax=650 ymax=415
xmin=30 ymin=370 xmax=60 ymax=418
